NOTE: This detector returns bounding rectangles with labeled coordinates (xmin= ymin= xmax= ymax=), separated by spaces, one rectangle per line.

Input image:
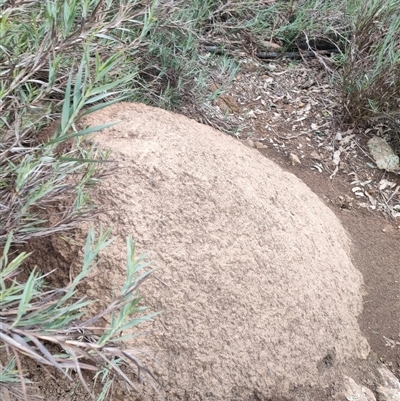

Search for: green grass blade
xmin=73 ymin=60 xmax=84 ymax=112
xmin=45 ymin=122 xmax=119 ymax=145
xmin=61 ymin=73 xmax=73 ymax=133
xmin=12 ymin=270 xmax=37 ymax=328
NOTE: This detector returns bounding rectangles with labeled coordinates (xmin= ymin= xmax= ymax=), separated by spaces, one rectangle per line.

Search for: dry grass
xmin=339 ymin=0 xmax=400 ymax=129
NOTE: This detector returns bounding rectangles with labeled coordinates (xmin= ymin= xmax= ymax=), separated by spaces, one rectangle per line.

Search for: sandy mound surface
xmin=81 ymin=103 xmax=370 ymax=400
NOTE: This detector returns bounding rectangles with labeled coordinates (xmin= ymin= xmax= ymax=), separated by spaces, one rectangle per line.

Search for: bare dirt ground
xmin=195 ymin=56 xmax=400 ymax=378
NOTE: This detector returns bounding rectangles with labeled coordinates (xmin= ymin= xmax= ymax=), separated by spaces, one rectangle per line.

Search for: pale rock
xmin=377 ymin=367 xmax=400 ymax=401
xmin=261 ymin=40 xmax=281 ymax=50
xmin=367 ymin=136 xmax=400 ymax=172
xmin=254 ymin=141 xmax=267 ymax=149
xmin=81 ymin=102 xmax=371 ymax=400
xmin=289 ymin=153 xmax=301 ymax=165
xmin=342 ymin=376 xmax=376 ymax=401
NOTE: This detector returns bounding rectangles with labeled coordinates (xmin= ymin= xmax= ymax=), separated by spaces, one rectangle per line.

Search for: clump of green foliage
xmin=271 ymin=0 xmax=400 ymax=130
xmin=1 ymin=228 xmax=159 ymax=400
xmin=0 ymin=0 xmax=248 ymax=398
xmin=0 ymin=0 xmax=150 ymax=245
xmin=0 ymin=0 xmax=160 ymax=399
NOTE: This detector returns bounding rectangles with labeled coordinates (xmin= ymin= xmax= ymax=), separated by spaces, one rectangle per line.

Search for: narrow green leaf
xmin=73 ymin=61 xmax=84 ymax=112
xmin=95 ymin=54 xmax=120 ymax=83
xmin=3 ymin=252 xmax=31 ymax=277
xmin=88 ymin=75 xmax=134 ymax=96
xmin=61 ymin=73 xmax=73 ymax=132
xmin=85 ymin=91 xmax=122 ymax=105
xmin=81 ymin=96 xmax=130 ymax=116
xmin=12 ymin=270 xmax=37 ymax=328
xmin=58 ymin=157 xmax=109 ymax=163
xmin=45 ymin=122 xmax=119 ymax=145
xmin=118 ymin=312 xmax=160 ymax=332
xmin=1 ymin=231 xmax=13 ymax=269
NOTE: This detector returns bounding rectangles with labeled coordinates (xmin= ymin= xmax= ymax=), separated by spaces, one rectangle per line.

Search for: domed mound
xmin=82 ymin=103 xmax=369 ymax=400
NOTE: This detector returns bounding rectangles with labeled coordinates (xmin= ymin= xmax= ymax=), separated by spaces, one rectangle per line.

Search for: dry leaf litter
xmin=181 ymin=54 xmax=400 ymax=220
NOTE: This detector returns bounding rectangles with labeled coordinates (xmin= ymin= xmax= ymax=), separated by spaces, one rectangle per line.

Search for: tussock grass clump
xmin=272 ymin=0 xmax=350 ymax=50
xmin=0 ymin=0 xmax=240 ymax=247
xmin=339 ymin=0 xmax=400 ymax=128
xmin=0 ymin=0 xmax=154 ymax=246
xmin=0 ymin=0 xmax=254 ymax=398
xmin=134 ymin=0 xmax=242 ymax=109
xmin=0 ymin=0 xmax=159 ymax=399
xmin=264 ymin=0 xmax=400 ymax=136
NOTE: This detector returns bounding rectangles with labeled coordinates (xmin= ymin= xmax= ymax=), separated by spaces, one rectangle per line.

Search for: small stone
xmin=310 ymin=151 xmax=322 ymax=160
xmin=254 ymin=141 xmax=267 ymax=149
xmin=260 ymin=40 xmax=281 ymax=50
xmin=289 ymin=153 xmax=301 ymax=166
xmin=377 ymin=367 xmax=400 ymax=401
xmin=367 ymin=136 xmax=400 ymax=171
xmin=247 ymin=140 xmax=255 ymax=148
xmin=342 ymin=376 xmax=376 ymax=401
